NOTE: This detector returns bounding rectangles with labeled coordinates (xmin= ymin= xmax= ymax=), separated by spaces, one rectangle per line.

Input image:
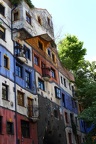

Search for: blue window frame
xmin=16 ymin=63 xmax=22 ymax=78
xmin=55 ymin=87 xmax=61 ymax=99
xmin=38 ymin=78 xmax=44 ymax=91
xmin=24 ymin=46 xmax=30 ymax=59
xmin=25 ymin=71 xmax=30 ymax=89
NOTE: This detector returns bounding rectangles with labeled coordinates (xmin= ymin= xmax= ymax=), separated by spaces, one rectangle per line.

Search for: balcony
xmin=15 ymin=43 xmax=27 ymax=63
xmin=27 ymin=105 xmax=39 ymax=122
xmin=17 ymin=51 xmax=26 ymax=63
xmin=42 ymin=67 xmax=51 ymax=81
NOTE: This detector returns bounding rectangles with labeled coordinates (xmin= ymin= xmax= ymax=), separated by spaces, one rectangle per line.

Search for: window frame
xmin=65 ymin=112 xmax=69 ymax=124
xmin=4 ymin=55 xmax=9 ymax=69
xmin=2 ymin=83 xmax=8 ymax=100
xmin=21 ymin=120 xmax=30 ymax=138
xmin=38 ymin=78 xmax=45 ymax=91
xmin=51 ymin=68 xmax=56 ymax=78
xmin=55 ymin=86 xmax=61 ymax=99
xmin=0 ymin=116 xmax=2 ymax=134
xmin=14 ymin=11 xmax=19 ymax=21
xmin=26 ymin=12 xmax=31 ymax=25
xmin=37 ymin=16 xmax=42 ymax=25
xmin=17 ymin=91 xmax=24 ymax=106
xmin=0 ymin=4 xmax=5 ymax=16
xmin=25 ymin=70 xmax=31 ymax=89
xmin=38 ymin=41 xmax=43 ymax=50
xmin=0 ymin=25 xmax=5 ymax=41
xmin=34 ymin=55 xmax=39 ymax=66
xmin=47 ymin=17 xmax=50 ymax=26
xmin=6 ymin=121 xmax=14 ymax=135
xmin=16 ymin=63 xmax=22 ymax=78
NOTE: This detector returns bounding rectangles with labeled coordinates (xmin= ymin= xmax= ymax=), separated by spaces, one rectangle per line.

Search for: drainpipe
xmin=11 ymin=5 xmax=18 ymax=144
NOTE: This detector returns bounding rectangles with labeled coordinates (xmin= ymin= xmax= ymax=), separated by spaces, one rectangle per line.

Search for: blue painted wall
xmin=0 ymin=45 xmax=14 ymax=81
xmin=61 ymin=89 xmax=78 ymax=114
xmin=15 ymin=60 xmax=36 ymax=94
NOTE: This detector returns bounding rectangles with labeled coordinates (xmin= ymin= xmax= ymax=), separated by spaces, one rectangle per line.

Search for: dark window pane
xmin=16 ymin=64 xmax=22 ymax=78
xmin=0 ymin=4 xmax=5 ymax=16
xmin=0 ymin=116 xmax=2 ymax=134
xmin=7 ymin=122 xmax=14 ymax=134
xmin=2 ymin=83 xmax=8 ymax=100
xmin=21 ymin=120 xmax=30 ymax=138
xmin=25 ymin=71 xmax=30 ymax=89
xmin=38 ymin=78 xmax=44 ymax=91
xmin=0 ymin=26 xmax=5 ymax=41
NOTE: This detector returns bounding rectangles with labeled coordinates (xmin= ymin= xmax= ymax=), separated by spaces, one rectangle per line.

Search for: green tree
xmin=58 ymin=34 xmax=86 ymax=71
xmin=9 ymin=0 xmax=34 ymax=8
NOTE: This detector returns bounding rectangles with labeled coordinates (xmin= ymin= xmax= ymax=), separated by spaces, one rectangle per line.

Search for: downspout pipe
xmin=11 ymin=5 xmax=18 ymax=144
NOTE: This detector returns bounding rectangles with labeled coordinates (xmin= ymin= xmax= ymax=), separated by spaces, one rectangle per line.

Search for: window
xmin=0 ymin=25 xmax=5 ymax=41
xmin=77 ymin=135 xmax=81 ymax=144
xmin=75 ymin=117 xmax=78 ymax=126
xmin=41 ymin=62 xmax=45 ymax=68
xmin=68 ymin=133 xmax=72 ymax=144
xmin=38 ymin=16 xmax=42 ymax=25
xmin=65 ymin=112 xmax=68 ymax=123
xmin=25 ymin=71 xmax=31 ymax=89
xmin=62 ymin=93 xmax=65 ymax=106
xmin=38 ymin=41 xmax=43 ymax=50
xmin=54 ymin=109 xmax=58 ymax=118
xmin=0 ymin=4 xmax=5 ymax=16
xmin=52 ymin=53 xmax=55 ymax=63
xmin=51 ymin=68 xmax=55 ymax=78
xmin=21 ymin=120 xmax=30 ymax=138
xmin=61 ymin=76 xmax=63 ymax=84
xmin=69 ymin=83 xmax=71 ymax=90
xmin=16 ymin=63 xmax=22 ymax=78
xmin=72 ymin=86 xmax=75 ymax=97
xmin=2 ymin=83 xmax=8 ymax=100
xmin=25 ymin=47 xmax=30 ymax=59
xmin=17 ymin=91 xmax=24 ymax=106
xmin=7 ymin=122 xmax=14 ymax=135
xmin=63 ymin=78 xmax=67 ymax=87
xmin=47 ymin=17 xmax=50 ymax=26
xmin=55 ymin=87 xmax=61 ymax=99
xmin=47 ymin=48 xmax=51 ymax=56
xmin=14 ymin=11 xmax=19 ymax=21
xmin=4 ymin=55 xmax=9 ymax=69
xmin=26 ymin=12 xmax=31 ymax=24
xmin=38 ymin=78 xmax=44 ymax=91
xmin=0 ymin=116 xmax=2 ymax=134
xmin=34 ymin=55 xmax=39 ymax=66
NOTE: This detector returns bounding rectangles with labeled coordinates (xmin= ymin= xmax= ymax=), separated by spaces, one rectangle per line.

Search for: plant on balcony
xmin=9 ymin=0 xmax=34 ymax=8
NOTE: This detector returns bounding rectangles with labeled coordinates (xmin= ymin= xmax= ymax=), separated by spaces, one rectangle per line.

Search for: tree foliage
xmin=58 ymin=34 xmax=86 ymax=71
xmin=9 ymin=0 xmax=34 ymax=8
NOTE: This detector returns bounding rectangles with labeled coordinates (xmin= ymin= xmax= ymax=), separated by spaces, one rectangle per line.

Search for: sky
xmin=32 ymin=0 xmax=96 ymax=61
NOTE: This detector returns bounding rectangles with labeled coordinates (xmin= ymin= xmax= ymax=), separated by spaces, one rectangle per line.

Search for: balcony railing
xmin=27 ymin=105 xmax=39 ymax=122
xmin=42 ymin=67 xmax=51 ymax=81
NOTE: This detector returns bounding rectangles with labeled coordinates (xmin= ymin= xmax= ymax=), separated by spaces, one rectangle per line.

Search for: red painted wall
xmin=0 ymin=107 xmax=38 ymax=144
xmin=0 ymin=107 xmax=16 ymax=144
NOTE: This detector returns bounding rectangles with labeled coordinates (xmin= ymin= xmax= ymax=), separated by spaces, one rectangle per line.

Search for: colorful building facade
xmin=0 ymin=0 xmax=86 ymax=144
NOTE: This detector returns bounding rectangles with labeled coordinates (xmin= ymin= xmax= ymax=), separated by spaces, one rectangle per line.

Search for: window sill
xmin=18 ymin=104 xmax=25 ymax=108
xmin=4 ymin=67 xmax=10 ymax=70
xmin=2 ymin=98 xmax=10 ymax=102
xmin=0 ymin=39 xmax=7 ymax=43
